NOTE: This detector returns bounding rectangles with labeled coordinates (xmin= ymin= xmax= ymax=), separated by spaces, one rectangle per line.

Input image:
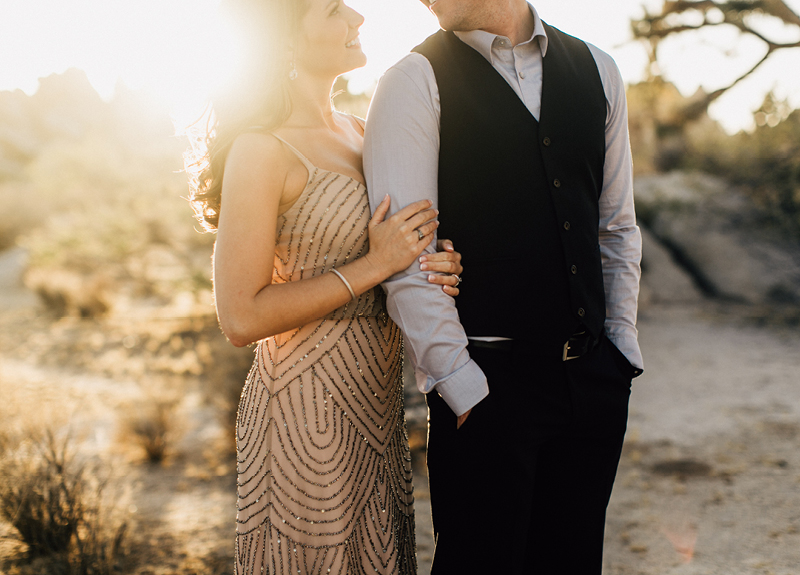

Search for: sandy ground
xmin=2 ymin=253 xmax=799 ymax=574
xmin=408 ymin=303 xmax=800 ymax=575
xmin=602 ymin=304 xmax=800 ymax=575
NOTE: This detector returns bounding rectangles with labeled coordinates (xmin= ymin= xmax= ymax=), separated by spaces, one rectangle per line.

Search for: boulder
xmin=635 ymin=171 xmax=800 ymax=305
xmin=639 ymin=225 xmax=704 ymax=305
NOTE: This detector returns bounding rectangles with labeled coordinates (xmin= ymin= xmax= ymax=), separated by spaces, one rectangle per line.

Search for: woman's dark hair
xmin=186 ymin=0 xmax=310 ymax=231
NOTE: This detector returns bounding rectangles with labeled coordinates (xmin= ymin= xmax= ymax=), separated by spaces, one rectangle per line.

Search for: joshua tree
xmin=632 ymin=0 xmax=800 ymax=123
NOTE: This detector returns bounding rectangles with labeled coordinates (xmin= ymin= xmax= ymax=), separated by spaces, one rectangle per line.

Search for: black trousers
xmin=426 ymin=334 xmax=634 ymax=575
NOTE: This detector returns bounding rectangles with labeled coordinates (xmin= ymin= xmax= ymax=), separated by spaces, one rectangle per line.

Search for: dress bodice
xmin=270 ymin=135 xmax=387 ymax=321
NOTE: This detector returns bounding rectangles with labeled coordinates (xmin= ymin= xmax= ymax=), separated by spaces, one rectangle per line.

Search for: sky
xmin=1 ymin=0 xmax=799 ymax=133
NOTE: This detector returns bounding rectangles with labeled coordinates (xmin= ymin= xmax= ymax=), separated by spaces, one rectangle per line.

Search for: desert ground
xmin=1 ymin=248 xmax=799 ymax=574
xmin=409 ymin=302 xmax=800 ymax=575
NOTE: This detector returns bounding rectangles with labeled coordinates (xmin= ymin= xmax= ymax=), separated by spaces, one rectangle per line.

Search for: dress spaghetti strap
xmin=244 ymin=125 xmax=317 ymax=174
xmin=269 ymin=133 xmax=317 ymax=174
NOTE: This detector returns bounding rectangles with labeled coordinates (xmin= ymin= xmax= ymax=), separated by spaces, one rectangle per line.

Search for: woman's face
xmin=295 ymin=0 xmax=366 ymax=79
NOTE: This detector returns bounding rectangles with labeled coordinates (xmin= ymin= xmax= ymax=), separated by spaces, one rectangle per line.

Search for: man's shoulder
xmin=389 ymin=52 xmax=433 ymax=76
xmin=582 ymin=42 xmax=624 ymax=98
xmin=582 ymin=42 xmax=620 ymax=75
xmin=380 ymin=52 xmax=436 ymax=92
xmin=543 ymin=22 xmax=623 ymax=94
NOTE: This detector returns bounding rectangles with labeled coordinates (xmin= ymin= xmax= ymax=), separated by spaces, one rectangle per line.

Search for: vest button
xmin=543 ymin=137 xmax=551 ymax=146
xmin=578 ymin=308 xmax=586 ymax=317
xmin=553 ymin=178 xmax=561 ymax=188
xmin=563 ymin=221 xmax=571 ymax=231
xmin=571 ymin=265 xmax=578 ymax=275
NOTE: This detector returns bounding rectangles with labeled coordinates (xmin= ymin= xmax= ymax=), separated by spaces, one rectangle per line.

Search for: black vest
xmin=413 ymin=24 xmax=607 ymax=345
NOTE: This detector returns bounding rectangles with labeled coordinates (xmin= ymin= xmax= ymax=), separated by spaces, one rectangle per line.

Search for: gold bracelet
xmin=331 ymin=269 xmax=356 ymax=301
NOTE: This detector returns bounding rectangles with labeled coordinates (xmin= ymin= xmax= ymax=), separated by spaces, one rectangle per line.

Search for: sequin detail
xmin=234 ymin=150 xmax=416 ymax=575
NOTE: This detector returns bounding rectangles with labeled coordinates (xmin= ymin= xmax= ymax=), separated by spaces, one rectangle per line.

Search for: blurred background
xmin=0 ymin=1 xmax=799 ymax=574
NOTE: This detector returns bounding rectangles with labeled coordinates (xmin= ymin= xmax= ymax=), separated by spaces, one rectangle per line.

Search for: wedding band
xmin=453 ymin=274 xmax=462 ymax=287
xmin=417 ymin=229 xmax=424 ymax=241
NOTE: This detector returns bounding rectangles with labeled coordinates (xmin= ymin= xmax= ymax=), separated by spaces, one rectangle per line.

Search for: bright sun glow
xmin=2 ymin=0 xmax=799 ymax=133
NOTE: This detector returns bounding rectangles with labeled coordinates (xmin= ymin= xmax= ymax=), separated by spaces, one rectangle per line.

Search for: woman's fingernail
xmin=428 ymin=275 xmax=436 ymax=282
xmin=420 ymin=263 xmax=429 ymax=271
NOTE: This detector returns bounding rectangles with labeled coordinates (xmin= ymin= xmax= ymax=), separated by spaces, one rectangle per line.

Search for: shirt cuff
xmin=428 ymin=359 xmax=490 ymax=416
xmin=605 ymin=331 xmax=644 ymax=376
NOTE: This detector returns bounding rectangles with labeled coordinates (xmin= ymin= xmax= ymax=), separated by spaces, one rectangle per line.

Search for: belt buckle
xmin=562 ymin=331 xmax=586 ymax=361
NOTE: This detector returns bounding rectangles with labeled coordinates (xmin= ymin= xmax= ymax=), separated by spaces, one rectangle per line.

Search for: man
xmin=364 ymin=1 xmax=643 ymax=573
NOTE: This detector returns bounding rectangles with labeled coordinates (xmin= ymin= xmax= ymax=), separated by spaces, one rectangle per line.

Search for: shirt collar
xmin=453 ymin=3 xmax=548 ymax=62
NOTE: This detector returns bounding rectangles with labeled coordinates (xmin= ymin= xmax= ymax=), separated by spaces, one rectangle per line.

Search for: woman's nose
xmin=348 ymin=6 xmax=365 ymax=28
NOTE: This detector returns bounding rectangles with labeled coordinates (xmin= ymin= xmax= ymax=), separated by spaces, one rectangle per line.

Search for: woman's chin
xmin=344 ymin=53 xmax=368 ymax=73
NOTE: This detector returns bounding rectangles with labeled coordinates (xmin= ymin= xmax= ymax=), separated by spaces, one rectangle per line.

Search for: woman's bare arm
xmin=213 ymin=133 xmax=437 ymax=347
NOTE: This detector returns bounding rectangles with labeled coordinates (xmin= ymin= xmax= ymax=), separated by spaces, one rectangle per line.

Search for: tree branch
xmin=632 ymin=0 xmax=800 ymax=117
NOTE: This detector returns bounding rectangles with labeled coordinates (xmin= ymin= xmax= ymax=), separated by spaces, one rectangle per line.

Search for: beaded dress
xmin=234 ymin=136 xmax=417 ymax=575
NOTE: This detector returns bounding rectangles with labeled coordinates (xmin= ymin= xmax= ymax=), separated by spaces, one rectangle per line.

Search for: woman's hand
xmin=422 ymin=239 xmax=463 ymax=296
xmin=366 ymin=196 xmax=438 ymax=278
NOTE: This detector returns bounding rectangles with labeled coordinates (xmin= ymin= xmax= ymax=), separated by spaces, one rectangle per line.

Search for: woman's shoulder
xmin=228 ymin=130 xmax=292 ymax=167
xmin=224 ymin=131 xmax=294 ymax=192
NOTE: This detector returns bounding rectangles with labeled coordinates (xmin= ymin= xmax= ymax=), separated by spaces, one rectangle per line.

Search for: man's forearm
xmin=382 ymin=269 xmax=489 ymax=415
xmin=600 ymin=226 xmax=643 ymax=370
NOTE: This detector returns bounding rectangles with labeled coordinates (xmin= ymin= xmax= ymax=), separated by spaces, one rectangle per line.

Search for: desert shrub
xmin=0 ymin=430 xmax=83 ymax=557
xmin=0 ymin=182 xmax=44 ymax=252
xmin=682 ymin=93 xmax=800 ymax=238
xmin=20 ymin=185 xmax=214 ymax=316
xmin=121 ymin=393 xmax=181 ymax=464
xmin=0 ymin=429 xmax=130 ymax=574
xmin=24 ymin=267 xmax=111 ymax=318
xmin=3 ymin=71 xmax=215 ymax=314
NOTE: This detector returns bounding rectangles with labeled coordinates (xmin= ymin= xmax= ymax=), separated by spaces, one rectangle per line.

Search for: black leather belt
xmin=468 ymin=331 xmax=598 ymax=361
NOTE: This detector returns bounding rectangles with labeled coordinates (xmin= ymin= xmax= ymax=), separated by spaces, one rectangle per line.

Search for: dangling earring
xmin=289 ymin=61 xmax=298 ymax=81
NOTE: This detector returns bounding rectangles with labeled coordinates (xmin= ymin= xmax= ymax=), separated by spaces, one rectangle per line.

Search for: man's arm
xmin=589 ymin=45 xmax=644 ymax=372
xmin=363 ymin=54 xmax=489 ymax=416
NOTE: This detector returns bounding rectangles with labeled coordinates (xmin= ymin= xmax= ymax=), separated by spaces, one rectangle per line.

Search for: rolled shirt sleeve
xmin=363 ymin=55 xmax=489 ymax=416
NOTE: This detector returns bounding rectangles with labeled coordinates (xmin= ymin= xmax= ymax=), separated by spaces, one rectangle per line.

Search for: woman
xmin=186 ymin=0 xmax=463 ymax=573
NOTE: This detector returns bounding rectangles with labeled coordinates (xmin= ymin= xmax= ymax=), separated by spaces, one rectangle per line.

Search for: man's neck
xmin=480 ymin=0 xmax=535 ymax=46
